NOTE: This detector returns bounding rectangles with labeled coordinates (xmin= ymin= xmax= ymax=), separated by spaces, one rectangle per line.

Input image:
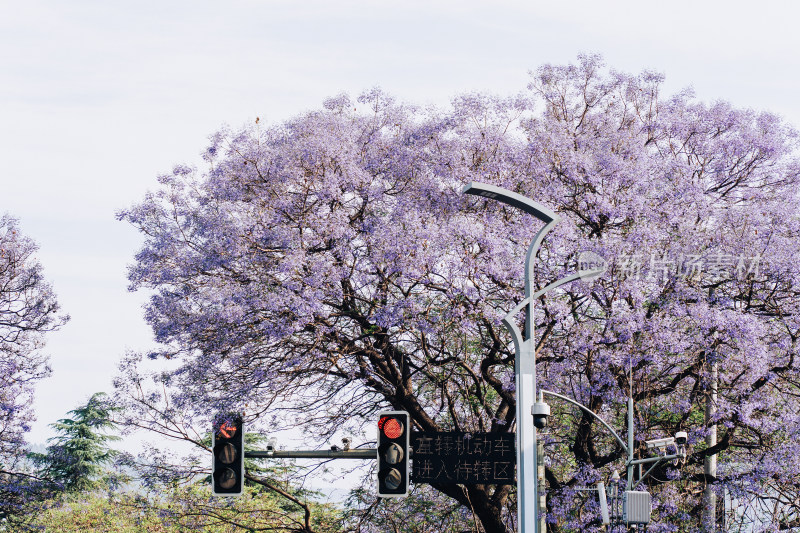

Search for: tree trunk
xmin=703 ymin=360 xmax=718 ymax=531
xmin=433 ymin=483 xmax=510 ymax=533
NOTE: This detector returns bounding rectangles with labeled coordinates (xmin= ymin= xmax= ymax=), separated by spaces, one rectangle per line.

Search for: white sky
xmin=2 ymin=0 xmax=800 ymax=447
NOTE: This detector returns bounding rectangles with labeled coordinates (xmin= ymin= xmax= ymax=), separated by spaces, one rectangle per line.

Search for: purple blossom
xmin=117 ymin=56 xmax=800 ymax=531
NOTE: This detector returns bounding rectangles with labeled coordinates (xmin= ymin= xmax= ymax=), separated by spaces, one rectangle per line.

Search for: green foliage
xmin=345 ymin=484 xmax=483 ymax=532
xmin=28 ymin=392 xmax=121 ymax=493
xmin=25 ymin=485 xmax=343 ymax=532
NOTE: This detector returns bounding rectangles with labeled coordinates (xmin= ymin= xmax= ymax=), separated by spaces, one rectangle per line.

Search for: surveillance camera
xmin=532 ymin=401 xmax=550 ymax=430
xmin=266 ymin=437 xmax=277 ymax=452
xmin=675 ymin=431 xmax=687 ymax=445
xmin=342 ymin=437 xmax=352 ymax=451
xmin=645 ymin=437 xmax=675 ymax=450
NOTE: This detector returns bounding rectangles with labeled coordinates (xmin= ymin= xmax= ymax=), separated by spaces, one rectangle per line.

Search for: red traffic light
xmin=217 ymin=421 xmax=238 ymax=439
xmin=379 ymin=416 xmax=404 ymax=439
xmin=212 ymin=414 xmax=244 ymax=496
xmin=377 ymin=411 xmax=410 ymax=498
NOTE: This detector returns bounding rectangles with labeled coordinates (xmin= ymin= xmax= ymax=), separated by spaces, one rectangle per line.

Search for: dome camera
xmin=532 ymin=401 xmax=550 ymax=429
xmin=675 ymin=431 xmax=688 ymax=445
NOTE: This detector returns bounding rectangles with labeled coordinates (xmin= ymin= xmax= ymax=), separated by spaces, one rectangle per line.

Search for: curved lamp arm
xmin=500 ymin=271 xmax=604 ymax=360
xmin=540 ymin=389 xmax=629 ymax=454
xmin=464 ymin=181 xmax=563 ymax=343
xmin=532 ymin=271 xmax=595 ymax=300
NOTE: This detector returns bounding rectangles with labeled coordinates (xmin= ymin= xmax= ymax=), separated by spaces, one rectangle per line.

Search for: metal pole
xmin=626 ymin=397 xmax=634 ymax=491
xmin=537 ymin=440 xmax=546 ymax=532
xmin=245 ymin=449 xmax=377 ymax=459
xmin=703 ymin=360 xmax=718 ymax=530
xmin=516 ymin=333 xmax=538 ymax=532
xmin=611 ymin=470 xmax=620 ymax=530
xmin=523 ymin=286 xmax=539 ymax=533
xmin=513 ymin=257 xmax=542 ymax=533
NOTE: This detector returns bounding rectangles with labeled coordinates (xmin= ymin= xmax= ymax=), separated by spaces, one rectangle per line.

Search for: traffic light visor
xmin=217 ymin=442 xmax=238 ymax=464
xmin=216 ymin=468 xmax=237 ymax=490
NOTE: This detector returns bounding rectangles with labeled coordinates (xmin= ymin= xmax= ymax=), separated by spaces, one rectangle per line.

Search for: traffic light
xmin=377 ymin=411 xmax=409 ymax=497
xmin=212 ymin=414 xmax=244 ymax=496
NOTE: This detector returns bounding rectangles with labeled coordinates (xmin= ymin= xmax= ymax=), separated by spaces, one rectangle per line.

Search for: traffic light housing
xmin=212 ymin=415 xmax=244 ymax=496
xmin=377 ymin=411 xmax=409 ymax=497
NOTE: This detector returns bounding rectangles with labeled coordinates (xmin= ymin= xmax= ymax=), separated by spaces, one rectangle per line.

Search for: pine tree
xmin=30 ymin=392 xmax=120 ymax=493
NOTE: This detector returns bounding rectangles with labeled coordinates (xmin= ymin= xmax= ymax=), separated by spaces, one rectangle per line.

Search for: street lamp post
xmin=463 ymin=182 xmax=592 ymax=533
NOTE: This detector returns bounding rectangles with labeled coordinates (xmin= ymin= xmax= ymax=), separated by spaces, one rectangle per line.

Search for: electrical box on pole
xmin=377 ymin=411 xmax=409 ymax=497
xmin=212 ymin=414 xmax=244 ymax=496
xmin=623 ymin=490 xmax=651 ymax=525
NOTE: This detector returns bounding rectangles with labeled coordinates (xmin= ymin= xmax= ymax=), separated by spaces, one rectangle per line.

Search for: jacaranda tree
xmin=117 ymin=55 xmax=800 ymax=532
xmin=0 ymin=214 xmax=67 ymax=519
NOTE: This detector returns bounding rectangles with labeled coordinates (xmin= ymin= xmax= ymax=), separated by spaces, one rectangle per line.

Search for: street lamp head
xmin=463 ymin=182 xmax=560 ymax=225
